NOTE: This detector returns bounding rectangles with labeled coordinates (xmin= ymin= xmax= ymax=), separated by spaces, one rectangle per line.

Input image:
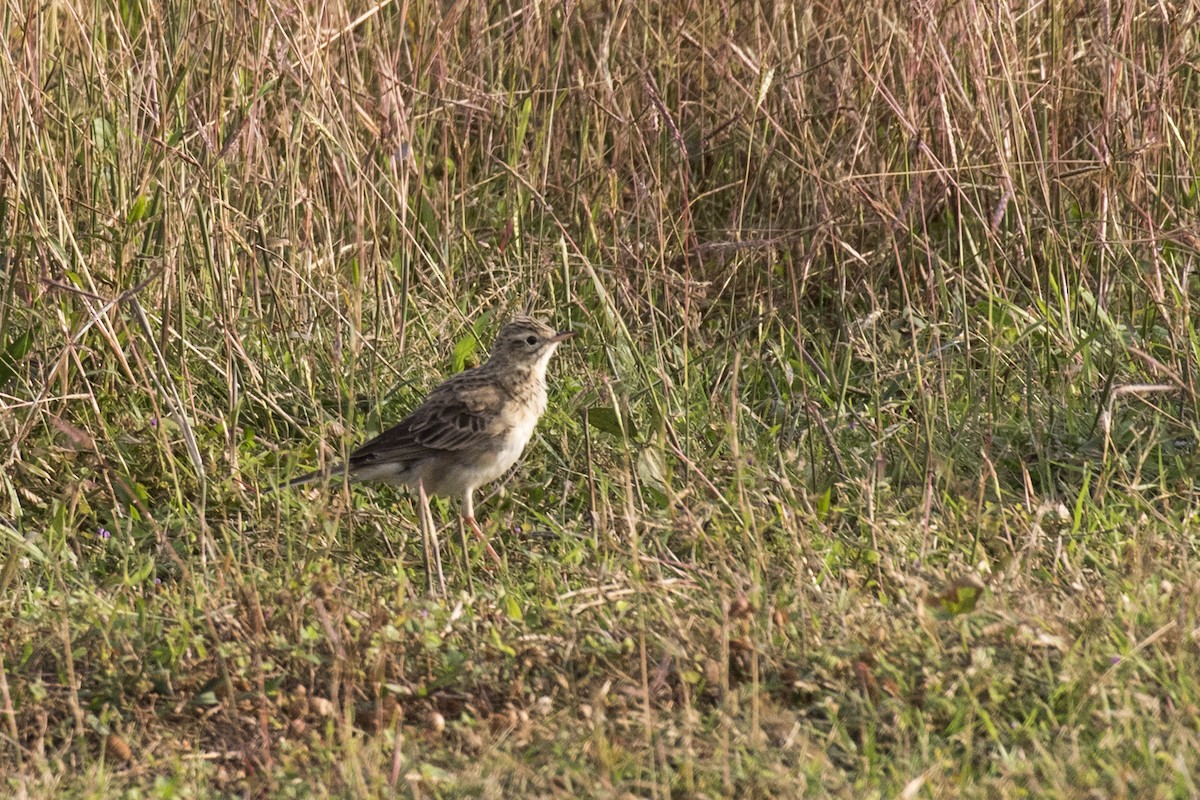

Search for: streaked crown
xmin=487 ymin=315 xmax=575 ymax=367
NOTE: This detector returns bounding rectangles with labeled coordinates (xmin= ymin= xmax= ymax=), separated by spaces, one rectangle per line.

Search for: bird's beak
xmin=550 ymin=329 xmax=576 ymax=343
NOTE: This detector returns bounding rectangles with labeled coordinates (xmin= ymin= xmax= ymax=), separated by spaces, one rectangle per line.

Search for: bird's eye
xmin=525 ymin=335 xmax=538 ymax=346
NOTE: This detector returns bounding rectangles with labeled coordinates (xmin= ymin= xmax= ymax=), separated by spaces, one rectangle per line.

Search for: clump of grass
xmin=2 ymin=0 xmax=1199 ymax=796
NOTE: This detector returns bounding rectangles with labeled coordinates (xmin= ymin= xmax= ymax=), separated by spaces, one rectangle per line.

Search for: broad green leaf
xmin=587 ymin=406 xmax=636 ymax=440
xmin=451 ymin=331 xmax=479 ymax=372
xmin=504 ymin=594 xmax=523 ymax=622
xmin=935 ymin=582 xmax=983 ymax=617
xmin=0 ymin=328 xmax=34 ymax=388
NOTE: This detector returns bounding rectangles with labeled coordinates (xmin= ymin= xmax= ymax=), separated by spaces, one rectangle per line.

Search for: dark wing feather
xmin=347 ymin=372 xmax=507 ymax=469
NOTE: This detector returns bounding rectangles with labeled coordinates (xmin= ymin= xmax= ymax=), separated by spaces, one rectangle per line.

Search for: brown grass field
xmin=3 ymin=0 xmax=1200 ymax=796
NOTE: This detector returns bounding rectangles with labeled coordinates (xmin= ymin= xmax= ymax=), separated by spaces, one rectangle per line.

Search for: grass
xmin=3 ymin=0 xmax=1200 ymax=796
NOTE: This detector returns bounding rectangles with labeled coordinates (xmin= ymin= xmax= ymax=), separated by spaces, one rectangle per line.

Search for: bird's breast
xmin=500 ymin=394 xmax=544 ymax=457
xmin=445 ymin=417 xmax=536 ymax=493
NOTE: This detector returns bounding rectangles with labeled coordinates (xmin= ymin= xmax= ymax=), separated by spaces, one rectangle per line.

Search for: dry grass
xmin=3 ymin=0 xmax=1200 ymax=796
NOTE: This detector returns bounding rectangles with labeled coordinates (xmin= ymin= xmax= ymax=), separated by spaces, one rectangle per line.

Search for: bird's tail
xmin=264 ymin=465 xmax=345 ymax=494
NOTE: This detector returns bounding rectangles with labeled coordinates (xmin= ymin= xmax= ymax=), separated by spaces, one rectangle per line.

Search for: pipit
xmin=283 ymin=315 xmax=575 ymax=564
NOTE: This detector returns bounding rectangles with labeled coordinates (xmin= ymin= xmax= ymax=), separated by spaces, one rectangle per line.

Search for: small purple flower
xmin=150 ymin=417 xmax=158 ymax=428
xmin=155 ymin=578 xmax=162 ymax=586
xmin=99 ymin=527 xmax=111 ymax=541
xmin=1110 ymin=655 xmax=1121 ymax=665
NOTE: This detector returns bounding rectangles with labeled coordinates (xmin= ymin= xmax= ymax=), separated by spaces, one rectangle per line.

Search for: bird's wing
xmin=347 ymin=374 xmax=508 ymax=468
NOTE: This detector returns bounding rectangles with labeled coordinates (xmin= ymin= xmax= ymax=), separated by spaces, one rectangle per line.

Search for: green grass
xmin=4 ymin=0 xmax=1200 ymax=796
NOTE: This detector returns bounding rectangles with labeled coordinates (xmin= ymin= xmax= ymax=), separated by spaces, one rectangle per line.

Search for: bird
xmin=282 ymin=315 xmax=575 ymax=565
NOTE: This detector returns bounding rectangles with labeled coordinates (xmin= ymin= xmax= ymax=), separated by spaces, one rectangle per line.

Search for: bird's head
xmin=488 ymin=315 xmax=575 ymax=372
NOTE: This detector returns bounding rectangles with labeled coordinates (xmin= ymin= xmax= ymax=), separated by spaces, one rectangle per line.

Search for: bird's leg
xmin=417 ymin=479 xmax=446 ymax=595
xmin=466 ymin=516 xmax=502 ymax=566
xmin=417 ymin=501 xmax=433 ymax=593
xmin=456 ymin=518 xmax=474 ymax=595
xmin=463 ymin=491 xmax=502 ymax=567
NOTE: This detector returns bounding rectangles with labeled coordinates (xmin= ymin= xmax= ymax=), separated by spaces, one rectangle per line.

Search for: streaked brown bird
xmin=283 ymin=315 xmax=574 ymax=565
